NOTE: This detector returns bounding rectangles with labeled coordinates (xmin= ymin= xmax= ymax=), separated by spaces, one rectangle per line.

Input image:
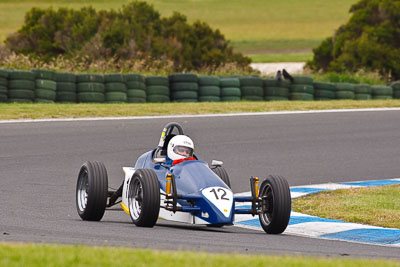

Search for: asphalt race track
xmin=1 ymin=110 xmax=400 ymax=258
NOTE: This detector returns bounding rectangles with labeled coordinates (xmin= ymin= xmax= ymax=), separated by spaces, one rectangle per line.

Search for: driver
xmin=166 ymin=135 xmax=196 ymax=165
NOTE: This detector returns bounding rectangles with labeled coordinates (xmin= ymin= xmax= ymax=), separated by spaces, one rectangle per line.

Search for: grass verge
xmin=292 ymin=185 xmax=400 ymax=229
xmin=1 ymin=100 xmax=400 ymax=120
xmin=1 ymin=243 xmax=400 ymax=266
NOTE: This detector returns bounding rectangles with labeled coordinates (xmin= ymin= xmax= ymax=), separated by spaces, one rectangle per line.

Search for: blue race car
xmin=76 ymin=122 xmax=291 ymax=234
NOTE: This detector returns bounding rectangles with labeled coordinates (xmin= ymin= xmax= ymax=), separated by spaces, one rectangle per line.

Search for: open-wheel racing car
xmin=76 ymin=122 xmax=291 ymax=234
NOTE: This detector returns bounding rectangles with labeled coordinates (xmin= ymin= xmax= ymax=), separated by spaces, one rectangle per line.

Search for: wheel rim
xmin=77 ymin=169 xmax=89 ymax=212
xmin=259 ymin=183 xmax=274 ymax=226
xmin=129 ymin=178 xmax=143 ymax=220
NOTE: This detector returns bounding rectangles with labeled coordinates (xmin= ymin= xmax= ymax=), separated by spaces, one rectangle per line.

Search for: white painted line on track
xmin=1 ymin=107 xmax=400 ymax=124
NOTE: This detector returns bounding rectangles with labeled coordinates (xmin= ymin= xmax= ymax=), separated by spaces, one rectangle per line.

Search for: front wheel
xmin=76 ymin=161 xmax=108 ymax=221
xmin=211 ymin=165 xmax=231 ymax=188
xmin=128 ymin=169 xmax=160 ymax=227
xmin=258 ymin=175 xmax=291 ymax=234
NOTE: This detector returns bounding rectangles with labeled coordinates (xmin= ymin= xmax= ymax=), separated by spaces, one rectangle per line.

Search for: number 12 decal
xmin=210 ymin=188 xmax=229 ymax=200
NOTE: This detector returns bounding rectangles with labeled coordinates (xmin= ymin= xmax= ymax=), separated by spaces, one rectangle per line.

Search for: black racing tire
xmin=145 ymin=76 xmax=169 ymax=86
xmin=76 ymin=161 xmax=108 ymax=221
xmin=221 ymin=87 xmax=241 ymax=97
xmin=126 ymin=81 xmax=146 ymax=90
xmin=170 ymin=82 xmax=198 ymax=92
xmin=125 ymin=73 xmax=145 ymax=83
xmin=199 ymin=86 xmax=220 ymax=97
xmin=198 ymin=76 xmax=220 ymax=86
xmin=211 ymin=165 xmax=231 ymax=188
xmin=55 ymin=72 xmax=76 ymax=83
xmin=258 ymin=175 xmax=291 ymax=234
xmin=104 ymin=73 xmax=125 ymax=83
xmin=35 ymin=79 xmax=57 ymax=91
xmin=199 ymin=96 xmax=220 ymax=102
xmin=76 ymin=74 xmax=104 ymax=83
xmin=127 ymin=89 xmax=146 ymax=98
xmin=57 ymin=82 xmax=76 ymax=92
xmin=35 ymin=89 xmax=56 ymax=100
xmin=128 ymin=169 xmax=160 ymax=227
xmin=146 ymin=85 xmax=169 ymax=96
xmin=168 ymin=73 xmax=198 ymax=83
xmin=105 ymin=82 xmax=127 ymax=92
xmin=147 ymin=95 xmax=170 ymax=103
xmin=220 ymin=78 xmax=240 ymax=88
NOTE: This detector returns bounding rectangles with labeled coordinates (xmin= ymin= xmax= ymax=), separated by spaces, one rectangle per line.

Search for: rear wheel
xmin=211 ymin=166 xmax=231 ymax=188
xmin=128 ymin=169 xmax=160 ymax=227
xmin=258 ymin=175 xmax=291 ymax=234
xmin=76 ymin=161 xmax=108 ymax=221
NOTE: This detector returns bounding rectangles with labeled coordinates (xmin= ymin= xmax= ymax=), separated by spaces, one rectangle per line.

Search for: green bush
xmin=308 ymin=0 xmax=400 ymax=80
xmin=5 ymin=1 xmax=250 ymax=72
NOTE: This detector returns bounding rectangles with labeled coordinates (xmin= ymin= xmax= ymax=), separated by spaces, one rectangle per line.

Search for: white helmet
xmin=167 ymin=135 xmax=194 ymax=160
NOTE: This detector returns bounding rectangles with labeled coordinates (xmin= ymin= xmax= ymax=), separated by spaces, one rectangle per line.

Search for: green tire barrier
xmin=9 ymin=70 xmax=35 ymax=81
xmin=31 ymin=69 xmax=55 ymax=80
xmin=220 ymin=78 xmax=240 ymax=88
xmin=76 ymin=74 xmax=104 ymax=83
xmin=371 ymin=85 xmax=393 ymax=99
xmin=127 ymin=89 xmax=146 ymax=98
xmin=78 ymin=92 xmax=105 ymax=103
xmin=0 ymin=93 xmax=7 ymax=102
xmin=199 ymin=86 xmax=220 ymax=97
xmin=168 ymin=73 xmax=198 ymax=83
xmin=0 ymin=77 xmax=7 ymax=87
xmin=290 ymin=92 xmax=314 ymax=101
xmin=104 ymin=73 xmax=125 ymax=83
xmin=292 ymin=76 xmax=313 ymax=85
xmin=147 ymin=95 xmax=170 ymax=103
xmin=106 ymin=92 xmax=128 ymax=103
xmin=264 ymin=87 xmax=289 ymax=98
xmin=355 ymin=94 xmax=372 ymax=100
xmin=125 ymin=74 xmax=145 ymax=83
xmin=57 ymin=82 xmax=76 ymax=92
xmin=8 ymin=80 xmax=35 ymax=90
xmin=126 ymin=81 xmax=146 ymax=90
xmin=77 ymin=83 xmax=105 ymax=93
xmin=8 ymin=89 xmax=35 ymax=99
xmin=146 ymin=85 xmax=169 ymax=96
xmin=8 ymin=98 xmax=33 ymax=103
xmin=221 ymin=87 xmax=241 ymax=97
xmin=173 ymin=98 xmax=198 ymax=102
xmin=35 ymin=89 xmax=56 ymax=100
xmin=145 ymin=76 xmax=169 ymax=86
xmin=263 ymin=78 xmax=290 ymax=88
xmin=373 ymin=95 xmax=393 ymax=100
xmin=290 ymin=84 xmax=314 ymax=95
xmin=313 ymin=82 xmax=336 ymax=91
xmin=336 ymin=83 xmax=355 ymax=91
xmin=199 ymin=96 xmax=220 ymax=102
xmin=265 ymin=96 xmax=289 ymax=101
xmin=56 ymin=72 xmax=76 ymax=83
xmin=0 ymin=86 xmax=6 ymax=94
xmin=354 ymin=84 xmax=372 ymax=94
xmin=336 ymin=91 xmax=355 ymax=99
xmin=394 ymin=90 xmax=400 ymax=99
xmin=56 ymin=92 xmax=77 ymax=103
xmin=36 ymin=79 xmax=57 ymax=91
xmin=170 ymin=82 xmax=199 ymax=91
xmin=198 ymin=76 xmax=220 ymax=86
xmin=172 ymin=91 xmax=198 ymax=100
xmin=128 ymin=97 xmax=146 ymax=103
xmin=0 ymin=69 xmax=9 ymax=79
xmin=105 ymin=82 xmax=127 ymax=92
xmin=239 ymin=77 xmax=263 ymax=101
xmin=314 ymin=89 xmax=336 ymax=99
xmin=221 ymin=96 xmax=241 ymax=102
xmin=35 ymin=98 xmax=54 ymax=103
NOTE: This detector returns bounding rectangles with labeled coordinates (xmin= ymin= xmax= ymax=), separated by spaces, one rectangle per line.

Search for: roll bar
xmin=157 ymin=122 xmax=184 ymax=148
